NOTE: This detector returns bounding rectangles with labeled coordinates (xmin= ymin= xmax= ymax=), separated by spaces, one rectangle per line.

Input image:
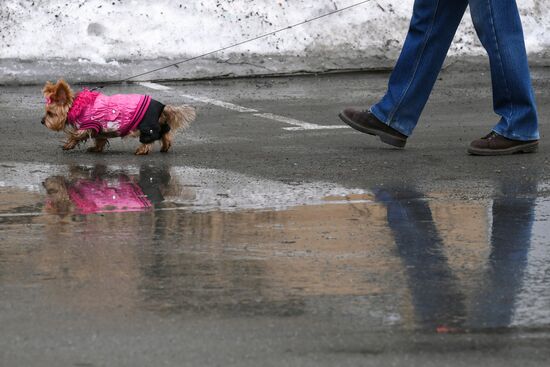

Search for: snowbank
xmin=1 ymin=0 xmax=549 ymax=83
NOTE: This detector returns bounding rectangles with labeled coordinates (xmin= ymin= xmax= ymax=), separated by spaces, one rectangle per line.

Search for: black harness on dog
xmin=138 ymin=99 xmax=171 ymax=144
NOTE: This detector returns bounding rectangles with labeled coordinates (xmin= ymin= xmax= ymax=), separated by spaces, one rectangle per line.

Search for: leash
xmin=112 ymin=0 xmax=373 ymax=84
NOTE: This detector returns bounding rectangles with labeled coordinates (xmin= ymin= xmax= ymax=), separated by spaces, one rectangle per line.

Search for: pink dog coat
xmin=67 ymin=89 xmax=151 ymax=136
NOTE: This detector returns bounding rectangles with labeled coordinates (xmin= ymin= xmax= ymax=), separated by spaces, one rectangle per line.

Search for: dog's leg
xmin=157 ymin=105 xmax=195 ymax=153
xmin=160 ymin=132 xmax=172 ymax=153
xmin=63 ymin=129 xmax=92 ymax=150
xmin=63 ymin=137 xmax=80 ymax=150
xmin=88 ymin=137 xmax=108 ymax=153
xmin=135 ymin=143 xmax=153 ymax=155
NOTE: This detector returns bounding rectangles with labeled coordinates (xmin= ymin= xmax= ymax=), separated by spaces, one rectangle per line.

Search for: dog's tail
xmin=162 ymin=105 xmax=196 ymax=131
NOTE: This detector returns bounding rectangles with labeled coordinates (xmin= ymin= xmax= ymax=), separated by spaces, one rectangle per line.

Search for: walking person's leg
xmin=340 ymin=0 xmax=469 ymax=148
xmin=467 ymin=0 xmax=540 ymax=155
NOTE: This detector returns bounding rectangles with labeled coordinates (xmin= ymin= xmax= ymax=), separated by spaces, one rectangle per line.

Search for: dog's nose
xmin=41 ymin=118 xmax=45 ymax=125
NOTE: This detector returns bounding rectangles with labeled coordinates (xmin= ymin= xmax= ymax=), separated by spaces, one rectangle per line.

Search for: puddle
xmin=0 ymin=163 xmax=372 ymax=215
xmin=0 ymin=163 xmax=549 ymax=333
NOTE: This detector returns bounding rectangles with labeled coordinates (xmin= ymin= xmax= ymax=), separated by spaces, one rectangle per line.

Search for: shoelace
xmin=483 ymin=131 xmax=499 ymax=140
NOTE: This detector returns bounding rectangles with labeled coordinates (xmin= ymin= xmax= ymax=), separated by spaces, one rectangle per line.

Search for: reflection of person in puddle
xmin=376 ymin=189 xmax=467 ymax=330
xmin=43 ymin=165 xmax=180 ymax=216
xmin=375 ymin=182 xmax=536 ymax=332
xmin=468 ymin=182 xmax=537 ymax=329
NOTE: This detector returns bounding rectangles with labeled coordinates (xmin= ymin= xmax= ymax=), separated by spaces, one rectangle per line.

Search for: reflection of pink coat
xmin=67 ymin=89 xmax=151 ymax=136
xmin=67 ymin=177 xmax=151 ymax=214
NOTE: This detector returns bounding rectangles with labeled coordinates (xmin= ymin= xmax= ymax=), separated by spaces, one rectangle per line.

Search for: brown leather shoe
xmin=468 ymin=131 xmax=539 ymax=156
xmin=339 ymin=108 xmax=408 ymax=148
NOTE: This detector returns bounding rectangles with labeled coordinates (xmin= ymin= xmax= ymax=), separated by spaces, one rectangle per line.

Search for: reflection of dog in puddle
xmin=41 ymin=80 xmax=196 ymax=155
xmin=43 ymin=165 xmax=194 ymax=216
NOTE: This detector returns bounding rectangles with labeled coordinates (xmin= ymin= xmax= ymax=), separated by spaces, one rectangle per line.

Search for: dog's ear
xmin=42 ymin=81 xmax=56 ymax=98
xmin=53 ymin=79 xmax=73 ymax=105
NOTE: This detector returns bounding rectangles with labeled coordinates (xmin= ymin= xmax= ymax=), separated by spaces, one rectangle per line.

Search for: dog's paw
xmin=160 ymin=133 xmax=172 ymax=153
xmin=135 ymin=144 xmax=152 ymax=155
xmin=160 ymin=142 xmax=171 ymax=153
xmin=62 ymin=140 xmax=78 ymax=150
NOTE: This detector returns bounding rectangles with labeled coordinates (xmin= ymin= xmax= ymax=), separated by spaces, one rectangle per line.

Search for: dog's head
xmin=41 ymin=79 xmax=74 ymax=131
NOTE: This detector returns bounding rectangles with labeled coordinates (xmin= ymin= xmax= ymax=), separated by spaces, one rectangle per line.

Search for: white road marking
xmin=283 ymin=125 xmax=350 ymax=131
xmin=138 ymin=82 xmax=348 ymax=131
xmin=254 ymin=113 xmax=347 ymax=131
xmin=180 ymin=94 xmax=259 ymax=113
xmin=253 ymin=113 xmax=321 ymax=130
xmin=136 ymin=82 xmax=173 ymax=91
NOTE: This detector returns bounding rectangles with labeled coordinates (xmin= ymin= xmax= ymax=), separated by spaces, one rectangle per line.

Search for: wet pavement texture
xmin=1 ymin=69 xmax=550 ymax=366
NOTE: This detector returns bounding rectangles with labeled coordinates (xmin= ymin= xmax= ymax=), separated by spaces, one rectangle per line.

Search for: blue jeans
xmin=370 ymin=0 xmax=539 ymax=141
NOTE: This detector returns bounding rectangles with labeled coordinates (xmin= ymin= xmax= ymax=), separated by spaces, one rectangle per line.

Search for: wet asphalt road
xmin=1 ymin=68 xmax=550 ymax=366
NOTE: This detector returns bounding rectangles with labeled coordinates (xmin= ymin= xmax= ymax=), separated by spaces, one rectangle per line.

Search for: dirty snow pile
xmin=1 ymin=0 xmax=549 ymax=64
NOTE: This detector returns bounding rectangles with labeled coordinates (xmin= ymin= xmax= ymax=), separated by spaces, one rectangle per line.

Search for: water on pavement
xmin=1 ymin=162 xmax=549 ymax=335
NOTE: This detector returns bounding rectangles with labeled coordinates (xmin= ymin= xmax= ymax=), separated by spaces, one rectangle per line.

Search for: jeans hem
xmin=370 ymin=106 xmax=411 ymax=137
xmin=492 ymin=127 xmax=540 ymax=142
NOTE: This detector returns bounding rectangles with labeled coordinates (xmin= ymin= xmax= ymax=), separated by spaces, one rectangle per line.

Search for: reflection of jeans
xmin=370 ymin=0 xmax=539 ymax=141
xmin=376 ymin=184 xmax=536 ymax=330
xmin=469 ymin=187 xmax=536 ymax=328
xmin=376 ymin=190 xmax=466 ymax=328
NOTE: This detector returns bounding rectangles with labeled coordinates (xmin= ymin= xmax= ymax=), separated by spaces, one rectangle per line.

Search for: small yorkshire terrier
xmin=41 ymin=79 xmax=196 ymax=155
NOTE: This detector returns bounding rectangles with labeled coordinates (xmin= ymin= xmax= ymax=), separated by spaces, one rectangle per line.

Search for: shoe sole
xmin=339 ymin=112 xmax=407 ymax=148
xmin=467 ymin=141 xmax=539 ymax=156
